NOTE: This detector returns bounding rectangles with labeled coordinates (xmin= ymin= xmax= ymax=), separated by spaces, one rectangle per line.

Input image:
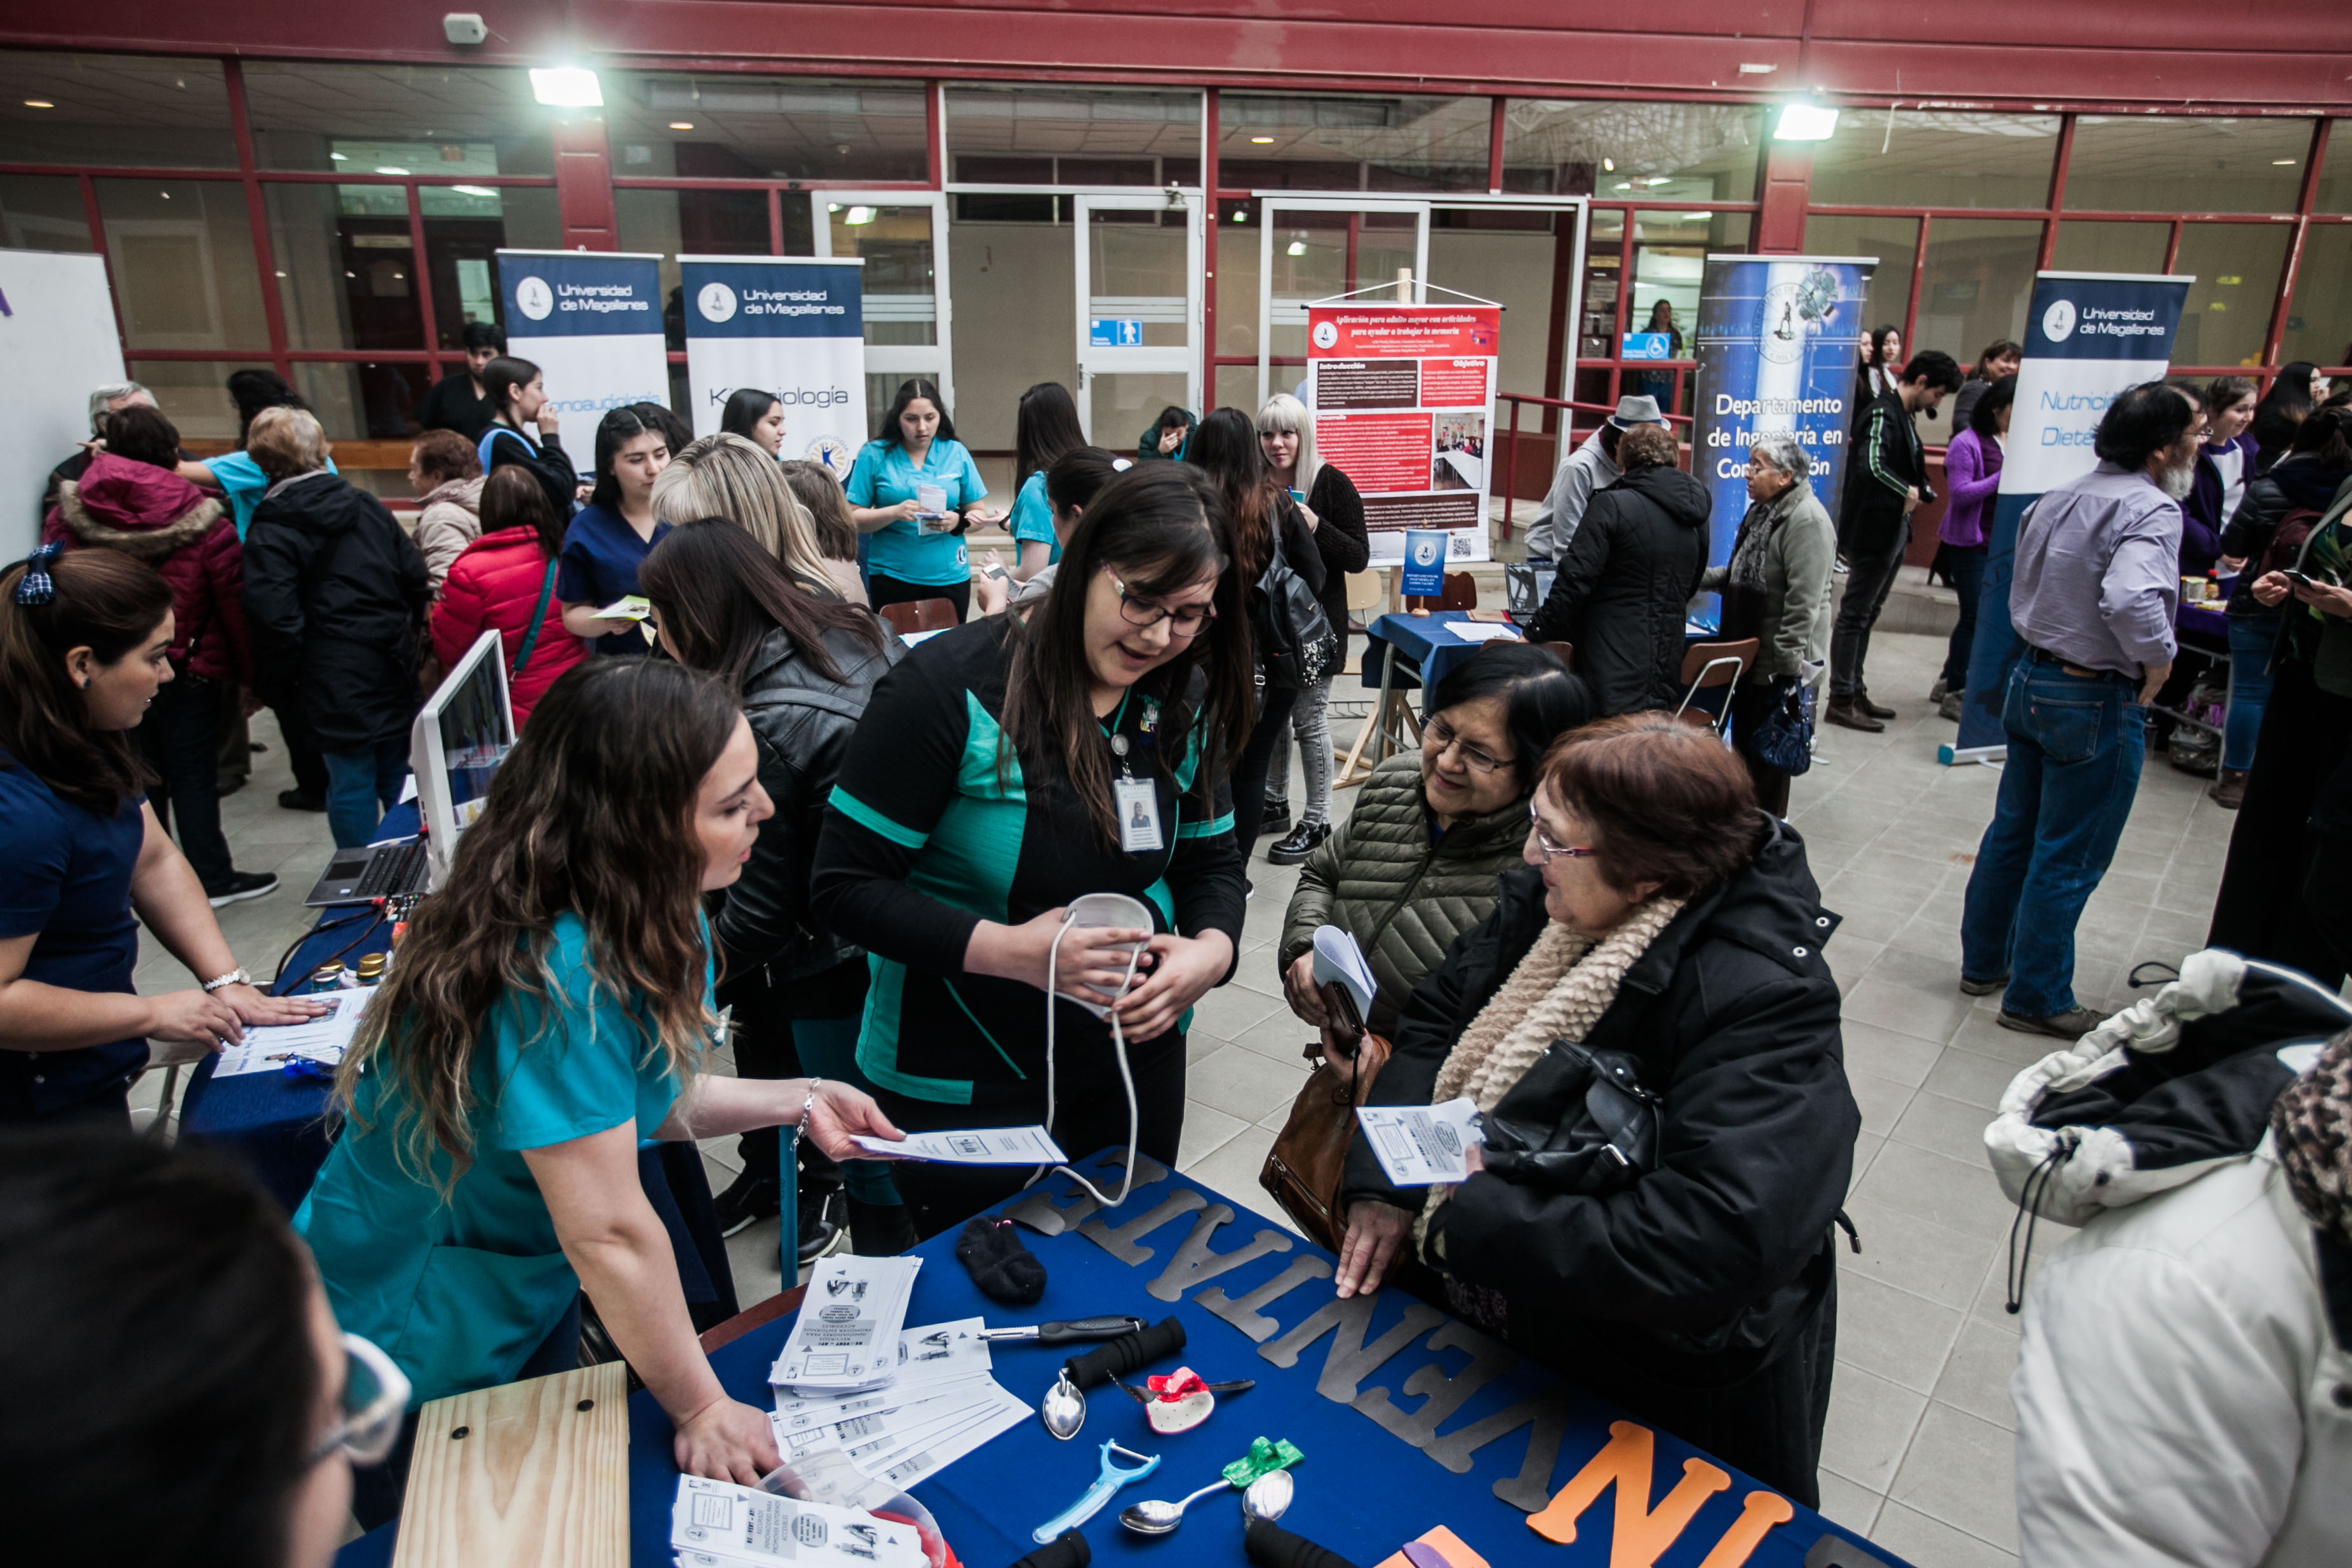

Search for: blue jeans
xmin=322 ymin=738 xmax=410 ymax=849
xmin=1940 ymin=545 xmax=1987 ymax=690
xmin=2222 ymin=612 xmax=2278 ymax=774
xmin=1959 ymin=657 xmax=2147 ymax=1017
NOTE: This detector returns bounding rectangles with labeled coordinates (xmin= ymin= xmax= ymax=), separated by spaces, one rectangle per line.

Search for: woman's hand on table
xmin=795 ymin=1079 xmax=906 ymax=1163
xmin=1334 ymin=1200 xmax=1415 ymax=1298
xmin=2252 ymin=570 xmax=2292 ymax=608
xmin=146 ymin=988 xmax=252 ymax=1048
xmin=673 ymin=1396 xmax=782 ymax=1487
xmin=217 ymin=982 xmax=331 ymax=1029
xmin=2292 ymin=577 xmax=2352 ymax=619
xmin=1281 ymin=953 xmax=1326 ymax=1027
xmin=1111 ymin=930 xmax=1233 ymax=1042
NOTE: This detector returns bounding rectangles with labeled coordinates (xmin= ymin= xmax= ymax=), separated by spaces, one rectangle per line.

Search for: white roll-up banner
xmin=0 ymin=249 xmax=123 ymax=559
xmin=680 ymin=257 xmax=868 ymax=482
xmin=495 ymin=250 xmax=670 ymax=479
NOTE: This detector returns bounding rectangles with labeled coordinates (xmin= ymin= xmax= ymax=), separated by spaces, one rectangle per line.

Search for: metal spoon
xmin=1040 ymin=1370 xmax=1086 ymax=1440
xmin=1242 ymin=1468 xmax=1294 ymax=1525
xmin=1119 ymin=1477 xmax=1232 ymax=1535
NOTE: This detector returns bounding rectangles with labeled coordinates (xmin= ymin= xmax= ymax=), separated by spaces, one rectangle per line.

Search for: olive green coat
xmin=1276 ymin=751 xmax=1533 ymax=1035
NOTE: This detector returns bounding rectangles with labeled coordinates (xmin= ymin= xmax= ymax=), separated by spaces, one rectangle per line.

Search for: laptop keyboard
xmin=352 ymin=838 xmax=427 ymax=899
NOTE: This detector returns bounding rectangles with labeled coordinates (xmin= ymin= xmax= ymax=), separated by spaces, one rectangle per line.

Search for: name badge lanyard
xmin=1106 ymin=695 xmax=1164 ymax=855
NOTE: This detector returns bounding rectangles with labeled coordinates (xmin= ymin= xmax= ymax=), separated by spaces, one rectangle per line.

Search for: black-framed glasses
xmin=1527 ymin=799 xmax=1599 ymax=860
xmin=1425 ymin=713 xmax=1512 ymax=775
xmin=1105 ymin=568 xmax=1216 ymax=636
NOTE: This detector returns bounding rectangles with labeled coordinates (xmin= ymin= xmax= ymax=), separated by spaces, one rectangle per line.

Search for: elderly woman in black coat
xmin=1521 ymin=424 xmax=1710 ymax=714
xmin=1333 ymin=713 xmax=1857 ymax=1506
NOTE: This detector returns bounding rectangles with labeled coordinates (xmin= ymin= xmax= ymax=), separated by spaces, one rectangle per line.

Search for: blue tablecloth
xmin=1360 ymin=611 xmax=1522 ymax=697
xmin=339 ymin=1150 xmax=1901 ymax=1568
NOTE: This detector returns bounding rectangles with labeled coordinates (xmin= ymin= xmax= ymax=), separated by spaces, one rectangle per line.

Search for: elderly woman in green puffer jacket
xmin=1279 ymin=643 xmax=1591 ymax=1035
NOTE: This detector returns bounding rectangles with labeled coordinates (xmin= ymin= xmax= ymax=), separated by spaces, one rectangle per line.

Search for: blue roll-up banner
xmin=1401 ymin=528 xmax=1448 ymax=596
xmin=1691 ymin=256 xmax=1878 ymax=630
xmin=681 ymin=257 xmax=869 ymax=481
xmin=495 ymin=250 xmax=670 ymax=480
xmin=1951 ymin=272 xmax=2193 ymax=755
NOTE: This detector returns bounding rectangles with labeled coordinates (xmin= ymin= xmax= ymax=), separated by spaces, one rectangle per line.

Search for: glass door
xmin=812 ymin=191 xmax=955 ymax=424
xmin=1254 ymin=197 xmax=1432 ymax=409
xmin=1073 ymin=191 xmax=1202 ymax=443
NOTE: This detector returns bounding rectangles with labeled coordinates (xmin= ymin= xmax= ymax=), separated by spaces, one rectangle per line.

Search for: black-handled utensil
xmin=980 ymin=1315 xmax=1146 ymax=1346
xmin=1110 ymin=1376 xmax=1256 ymax=1404
xmin=1063 ymin=1315 xmax=1186 ymax=1391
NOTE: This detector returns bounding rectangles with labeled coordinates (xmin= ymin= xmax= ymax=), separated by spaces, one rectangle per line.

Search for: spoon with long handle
xmin=1119 ymin=1477 xmax=1233 ymax=1535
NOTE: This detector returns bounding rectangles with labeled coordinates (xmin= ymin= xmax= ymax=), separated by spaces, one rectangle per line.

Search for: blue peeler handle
xmin=1033 ymin=1440 xmax=1159 ymax=1543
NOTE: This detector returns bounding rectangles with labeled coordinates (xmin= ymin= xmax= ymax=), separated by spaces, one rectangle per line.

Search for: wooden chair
xmin=1343 ymin=568 xmax=1386 ymax=631
xmin=1405 ymin=572 xmax=1478 ymax=612
xmin=1673 ymin=638 xmax=1759 ymax=735
xmin=878 ymin=596 xmax=960 ymax=637
xmin=1536 ymin=640 xmax=1575 ymax=671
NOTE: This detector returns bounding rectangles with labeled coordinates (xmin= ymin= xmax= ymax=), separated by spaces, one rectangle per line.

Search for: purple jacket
xmin=2182 ymin=434 xmax=2255 ymax=577
xmin=1938 ymin=428 xmax=2003 ymax=549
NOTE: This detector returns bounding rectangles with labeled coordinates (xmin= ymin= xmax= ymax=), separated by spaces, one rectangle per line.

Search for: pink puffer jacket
xmin=44 ymin=452 xmax=252 ymax=683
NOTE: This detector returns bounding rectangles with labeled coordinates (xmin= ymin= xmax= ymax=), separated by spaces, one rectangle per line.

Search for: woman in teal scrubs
xmin=1008 ymin=382 xmax=1086 ymax=586
xmin=846 ymin=378 xmax=1005 ymax=619
xmin=297 ymin=659 xmax=903 ymax=1526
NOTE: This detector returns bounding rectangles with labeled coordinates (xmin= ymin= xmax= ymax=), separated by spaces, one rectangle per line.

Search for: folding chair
xmin=878 ymin=596 xmax=960 ymax=637
xmin=1673 ymin=638 xmax=1759 ymax=736
xmin=1405 ymin=572 xmax=1478 ymax=612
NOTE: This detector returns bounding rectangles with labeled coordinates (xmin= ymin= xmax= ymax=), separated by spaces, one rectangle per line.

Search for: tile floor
xmin=135 ymin=629 xmax=2246 ymax=1567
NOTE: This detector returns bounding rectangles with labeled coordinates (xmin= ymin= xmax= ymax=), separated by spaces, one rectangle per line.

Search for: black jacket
xmin=1303 ymin=465 xmax=1370 ymax=662
xmin=1523 ymin=465 xmax=1710 ymax=714
xmin=1839 ymin=390 xmax=1926 ymax=558
xmin=2220 ymin=456 xmax=2352 ymax=615
xmin=243 ymin=472 xmax=429 ymax=750
xmin=716 ymin=622 xmax=904 ymax=983
xmin=417 ymin=372 xmax=497 ymax=443
xmin=482 ymin=424 xmax=577 ymax=523
xmin=1345 ymin=819 xmax=1857 ymax=1386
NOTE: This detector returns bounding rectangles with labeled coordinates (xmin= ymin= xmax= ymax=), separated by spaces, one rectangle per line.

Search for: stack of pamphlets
xmin=774 ymin=1257 xmax=923 ymax=1394
xmin=671 ymin=1475 xmax=925 ymax=1568
xmin=770 ymin=1316 xmax=1026 ymax=1490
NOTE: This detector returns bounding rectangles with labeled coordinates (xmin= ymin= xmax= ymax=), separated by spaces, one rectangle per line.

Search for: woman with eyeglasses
xmin=1 ymin=1127 xmax=410 ymax=1568
xmin=296 ymin=659 xmax=903 ymax=1525
xmin=1278 ymin=643 xmax=1589 ymax=1038
xmin=1329 ymin=713 xmax=1854 ymax=1508
xmin=811 ymin=464 xmax=1253 ymax=1235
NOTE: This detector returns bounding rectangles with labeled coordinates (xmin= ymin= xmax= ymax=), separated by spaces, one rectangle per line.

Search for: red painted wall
xmin=3 ymin=3 xmax=2346 ymax=112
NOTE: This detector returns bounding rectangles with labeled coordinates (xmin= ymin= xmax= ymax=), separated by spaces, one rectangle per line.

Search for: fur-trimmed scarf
xmin=2273 ymin=1026 xmax=2352 ymax=1247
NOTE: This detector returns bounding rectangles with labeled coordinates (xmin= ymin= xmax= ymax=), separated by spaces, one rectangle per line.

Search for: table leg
xmin=1338 ymin=644 xmax=1398 ymax=787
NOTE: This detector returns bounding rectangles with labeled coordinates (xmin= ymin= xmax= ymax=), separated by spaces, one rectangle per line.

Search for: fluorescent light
xmin=1602 ymin=157 xmax=1614 ymax=172
xmin=1286 ymin=240 xmax=1306 ymax=256
xmin=669 ymin=121 xmax=695 ymax=131
xmin=1250 ymin=136 xmax=1274 ymax=144
xmin=24 ymin=98 xmax=53 ymax=109
xmin=1613 ymin=182 xmax=1633 ymax=191
xmin=449 ymin=185 xmax=496 ymax=197
xmin=529 ymin=67 xmax=603 ymax=108
xmin=375 ymin=166 xmax=410 ymax=176
xmin=330 ymin=152 xmax=347 ymax=161
xmin=2273 ymin=159 xmax=2297 ymax=166
xmin=1773 ymin=102 xmax=1839 ymax=142
xmin=845 ymin=205 xmax=875 ymax=225
xmin=1683 ymin=211 xmax=1712 ymax=220
xmin=827 ymin=203 xmax=841 ymax=212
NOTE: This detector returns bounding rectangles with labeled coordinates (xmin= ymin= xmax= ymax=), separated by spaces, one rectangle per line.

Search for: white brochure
xmin=671 ymin=1476 xmax=924 ymax=1568
xmin=774 ymin=1256 xmax=921 ymax=1393
xmin=864 ymin=1384 xmax=1029 ymax=1487
xmin=850 ymin=1125 xmax=1066 ymax=1165
xmin=212 ymin=986 xmax=378 ymax=1078
xmin=1356 ymin=1097 xmax=1486 ymax=1186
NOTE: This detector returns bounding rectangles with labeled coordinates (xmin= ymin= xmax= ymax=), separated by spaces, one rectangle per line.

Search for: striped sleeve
xmin=1862 ymin=403 xmax=1908 ymax=497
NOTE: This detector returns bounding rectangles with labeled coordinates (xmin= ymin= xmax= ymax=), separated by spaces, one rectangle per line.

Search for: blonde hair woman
xmin=652 ymin=434 xmax=866 ymax=607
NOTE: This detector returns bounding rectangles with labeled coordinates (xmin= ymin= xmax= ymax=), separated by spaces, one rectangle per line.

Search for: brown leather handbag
xmin=1260 ymin=998 xmax=1392 ymax=1252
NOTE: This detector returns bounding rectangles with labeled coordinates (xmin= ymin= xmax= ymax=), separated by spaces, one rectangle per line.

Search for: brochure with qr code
xmin=1355 ymin=1098 xmax=1486 ymax=1186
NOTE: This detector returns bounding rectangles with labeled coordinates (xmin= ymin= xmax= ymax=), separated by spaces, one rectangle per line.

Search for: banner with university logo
xmin=1305 ymin=292 xmax=1500 ymax=566
xmin=1952 ymin=272 xmax=2193 ymax=754
xmin=1690 ymin=255 xmax=1877 ymax=630
xmin=680 ymin=257 xmax=868 ymax=481
xmin=495 ymin=250 xmax=668 ymax=479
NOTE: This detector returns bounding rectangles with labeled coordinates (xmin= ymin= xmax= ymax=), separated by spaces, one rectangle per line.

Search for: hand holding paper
xmin=850 ymin=1125 xmax=1066 ymax=1165
xmin=1356 ymin=1099 xmax=1484 ymax=1186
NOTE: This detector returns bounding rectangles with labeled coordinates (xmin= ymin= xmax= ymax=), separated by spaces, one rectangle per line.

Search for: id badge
xmin=1115 ymin=778 xmax=1164 ymax=853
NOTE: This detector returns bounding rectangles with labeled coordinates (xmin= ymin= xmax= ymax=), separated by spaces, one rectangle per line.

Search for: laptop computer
xmin=304 ymin=836 xmax=431 ymax=908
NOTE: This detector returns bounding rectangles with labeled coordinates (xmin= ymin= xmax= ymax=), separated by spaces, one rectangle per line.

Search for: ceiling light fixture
xmin=330 ymin=152 xmax=347 ymax=161
xmin=845 ymin=205 xmax=876 ymax=225
xmin=450 ymin=184 xmax=496 ymax=197
xmin=528 ymin=67 xmax=603 ymax=108
xmin=1251 ymin=136 xmax=1274 ymax=144
xmin=24 ymin=98 xmax=53 ymax=109
xmin=1602 ymin=157 xmax=1614 ymax=172
xmin=669 ymin=121 xmax=696 ymax=131
xmin=1614 ymin=182 xmax=1633 ymax=191
xmin=1773 ymin=101 xmax=1839 ymax=141
xmin=375 ymin=166 xmax=410 ymax=176
xmin=2273 ymin=159 xmax=2297 ymax=166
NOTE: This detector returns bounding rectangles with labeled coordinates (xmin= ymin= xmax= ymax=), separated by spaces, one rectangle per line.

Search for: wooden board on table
xmin=392 ymin=1360 xmax=628 ymax=1568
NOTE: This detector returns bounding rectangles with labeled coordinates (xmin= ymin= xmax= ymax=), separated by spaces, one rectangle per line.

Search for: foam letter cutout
xmin=998 ymin=1153 xmax=1171 ymax=1235
xmin=1353 ymin=1320 xmax=1519 ymax=1449
xmin=1694 ymin=1491 xmax=1796 ymax=1568
xmin=1259 ymin=1289 xmax=1446 ymax=1402
xmin=1526 ymin=1421 xmax=1731 ymax=1568
xmin=1195 ymin=1255 xmax=1334 ymax=1342
xmin=1075 ymin=1188 xmax=1206 ymax=1264
xmin=1146 ymin=1203 xmax=1293 ymax=1302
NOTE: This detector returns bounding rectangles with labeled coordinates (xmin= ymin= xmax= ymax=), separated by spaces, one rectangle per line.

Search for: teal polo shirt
xmin=847 ymin=437 xmax=988 ymax=587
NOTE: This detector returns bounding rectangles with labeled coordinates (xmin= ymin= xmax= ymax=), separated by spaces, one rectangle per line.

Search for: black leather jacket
xmin=715 ymin=622 xmax=904 ymax=983
xmin=1345 ymin=816 xmax=1858 ymax=1388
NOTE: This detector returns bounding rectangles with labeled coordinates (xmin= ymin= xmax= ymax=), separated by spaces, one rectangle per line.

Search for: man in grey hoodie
xmin=1521 ymin=394 xmax=1668 ymax=561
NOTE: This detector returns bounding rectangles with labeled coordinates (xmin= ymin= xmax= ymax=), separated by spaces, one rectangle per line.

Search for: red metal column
xmin=1755 ymin=143 xmax=1812 ymax=255
xmin=1903 ymin=215 xmax=1930 ymax=358
xmin=2264 ymin=119 xmax=2331 ymax=370
xmin=77 ymin=171 xmax=131 ymax=359
xmin=222 ymin=58 xmax=292 ymax=380
xmin=767 ymin=187 xmax=785 ymax=256
xmin=553 ymin=115 xmax=617 ymax=251
xmin=405 ymin=184 xmax=443 ymax=374
xmin=2036 ymin=116 xmax=2076 ymax=271
xmin=1202 ymin=89 xmax=1220 ymax=413
xmin=1486 ymin=98 xmax=1505 ymax=194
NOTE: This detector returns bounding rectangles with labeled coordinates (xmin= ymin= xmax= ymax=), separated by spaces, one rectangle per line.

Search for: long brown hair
xmin=478 ymin=465 xmax=566 ymax=560
xmin=335 ymin=660 xmax=741 ymax=1186
xmin=1186 ymin=406 xmax=1280 ymax=581
xmin=779 ymin=460 xmax=860 ymax=561
xmin=638 ymin=517 xmax=882 ymax=688
xmin=1002 ymin=464 xmax=1252 ymax=847
xmin=0 ymin=549 xmax=170 ymax=815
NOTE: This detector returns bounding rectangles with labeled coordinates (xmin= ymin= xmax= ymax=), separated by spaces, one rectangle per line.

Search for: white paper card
xmin=212 ymin=986 xmax=378 ymax=1078
xmin=671 ymin=1477 xmax=924 ymax=1568
xmin=1311 ymin=926 xmax=1376 ymax=1020
xmin=597 ymin=594 xmax=652 ymax=621
xmin=1356 ymin=1097 xmax=1485 ymax=1186
xmin=866 ymin=1386 xmax=1029 ymax=1488
xmin=850 ymin=1125 xmax=1066 ymax=1165
xmin=774 ymin=1256 xmax=921 ymax=1391
xmin=1443 ymin=621 xmax=1524 ymax=643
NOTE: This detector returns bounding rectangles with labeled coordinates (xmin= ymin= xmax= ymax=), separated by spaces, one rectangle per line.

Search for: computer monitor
xmin=410 ymin=628 xmax=516 ymax=889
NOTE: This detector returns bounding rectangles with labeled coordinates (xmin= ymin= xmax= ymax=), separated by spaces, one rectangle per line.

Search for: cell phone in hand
xmin=2283 ymin=568 xmax=2318 ymax=590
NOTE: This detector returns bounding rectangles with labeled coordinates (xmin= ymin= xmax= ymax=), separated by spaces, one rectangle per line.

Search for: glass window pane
xmin=1220 ymin=93 xmax=1488 ymax=192
xmin=126 ymin=360 xmax=275 ymax=442
xmin=0 ymin=174 xmax=93 ymax=251
xmin=0 ymin=51 xmax=234 ymax=168
xmin=1807 ymin=111 xmax=2059 ymax=210
xmin=265 ymin=184 xmax=420 ymax=352
xmin=243 ymin=61 xmax=552 ymax=176
xmin=97 ymin=178 xmax=269 ymax=352
xmin=1213 ymin=363 xmax=1257 ymax=416
xmin=1913 ymin=218 xmax=2041 ymax=367
xmin=2050 ymin=219 xmax=2168 ymax=274
xmin=1500 ymin=101 xmax=1764 ymax=202
xmin=948 ymin=87 xmax=1200 ymax=186
xmin=948 ymin=203 xmax=1076 ymax=452
xmin=2064 ymin=116 xmax=2316 ymax=214
xmin=1579 ymin=209 xmax=1625 ymax=363
xmin=2318 ymin=123 xmax=2352 ymax=215
xmin=2172 ymin=223 xmax=2289 ymax=368
xmin=603 ymin=73 xmax=926 ymax=182
xmin=422 ymin=186 xmax=560 ymax=352
xmin=2283 ymin=225 xmax=2352 ymax=368
xmin=1628 ymin=213 xmax=1747 ymax=417
xmin=293 ymin=361 xmax=434 ymax=441
xmin=830 ymin=204 xmax=937 ymax=347
xmin=1801 ymin=213 xmax=1919 ymax=347
xmin=617 ymin=187 xmax=774 ymax=352
xmin=1431 ymin=207 xmax=1562 ymax=401
xmin=1215 ymin=199 xmax=1261 ymax=362
xmin=1088 ymin=207 xmax=1188 ymax=348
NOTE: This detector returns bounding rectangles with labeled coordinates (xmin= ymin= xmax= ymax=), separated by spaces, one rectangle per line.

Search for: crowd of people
xmin=6 ymin=331 xmax=2352 ymax=1568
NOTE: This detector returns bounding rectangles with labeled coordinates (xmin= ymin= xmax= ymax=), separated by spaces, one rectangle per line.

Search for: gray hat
xmin=1607 ymin=394 xmax=1667 ymax=429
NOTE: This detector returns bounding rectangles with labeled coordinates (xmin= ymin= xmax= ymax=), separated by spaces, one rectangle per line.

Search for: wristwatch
xmin=200 ymin=967 xmax=251 ymax=993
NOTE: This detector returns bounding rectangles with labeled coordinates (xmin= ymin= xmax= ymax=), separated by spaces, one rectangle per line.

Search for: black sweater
xmin=1302 ymin=465 xmax=1370 ymax=660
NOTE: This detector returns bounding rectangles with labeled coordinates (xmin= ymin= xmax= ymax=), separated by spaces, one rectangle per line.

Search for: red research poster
xmin=1307 ymin=301 xmax=1500 ymax=565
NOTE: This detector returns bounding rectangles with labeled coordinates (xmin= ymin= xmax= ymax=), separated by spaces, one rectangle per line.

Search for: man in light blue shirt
xmin=1960 ymin=382 xmax=2205 ymax=1040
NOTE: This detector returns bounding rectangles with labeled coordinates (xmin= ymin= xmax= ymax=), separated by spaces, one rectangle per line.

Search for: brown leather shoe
xmin=2209 ymin=769 xmax=2247 ymax=809
xmin=1855 ymin=690 xmax=1897 ymax=720
xmin=1825 ymin=697 xmax=1885 ymax=733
